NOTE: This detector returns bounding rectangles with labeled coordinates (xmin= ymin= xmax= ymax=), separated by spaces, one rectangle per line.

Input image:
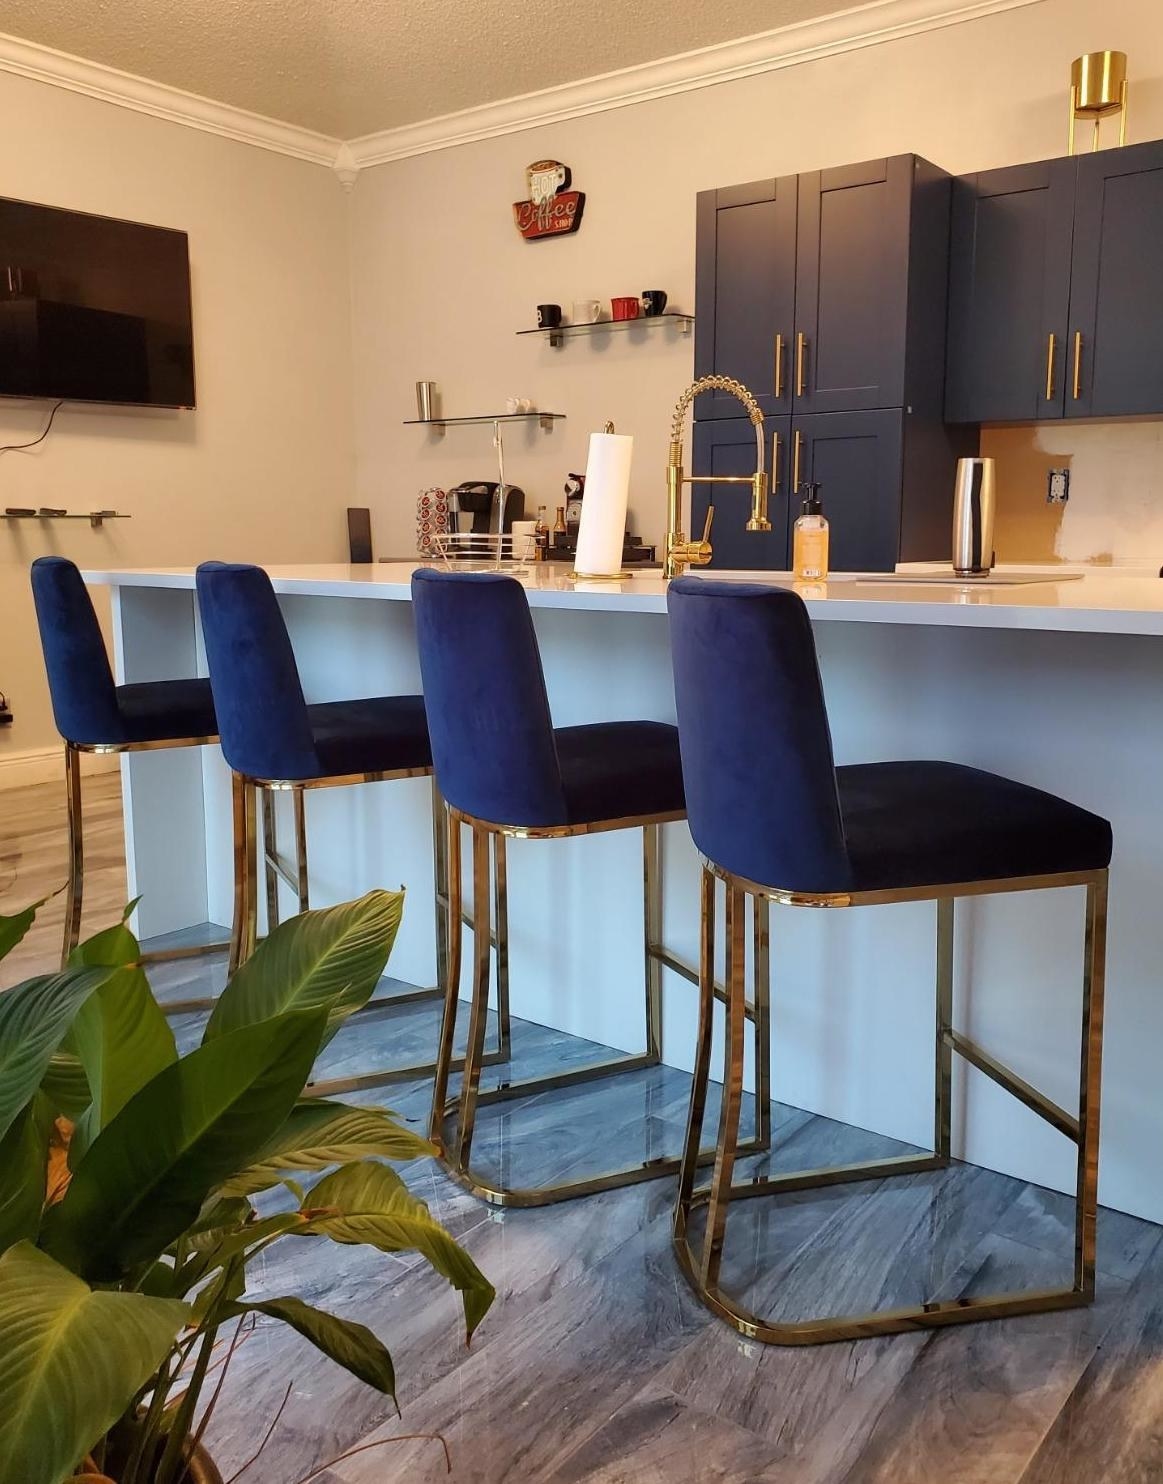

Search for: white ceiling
xmin=2 ymin=0 xmax=845 ymax=139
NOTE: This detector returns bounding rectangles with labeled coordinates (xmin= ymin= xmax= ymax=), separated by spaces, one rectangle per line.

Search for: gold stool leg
xmin=453 ymin=823 xmax=494 ymax=1164
xmin=492 ymin=832 xmax=512 ymax=1058
xmin=643 ymin=824 xmax=663 ymax=1063
xmin=1075 ymin=870 xmax=1107 ymax=1297
xmin=700 ymin=879 xmax=748 ymax=1290
xmin=61 ymin=742 xmax=85 ymax=968
xmin=752 ymin=893 xmax=772 ymax=1150
xmin=429 ymin=807 xmax=463 ymax=1145
xmin=431 ymin=784 xmax=450 ymax=999
xmin=676 ymin=865 xmax=717 ymax=1220
xmin=935 ymin=897 xmax=954 ymax=1160
xmin=262 ymin=787 xmax=280 ymax=934
xmin=294 ymin=785 xmax=309 ymax=914
xmin=228 ymin=775 xmax=258 ymax=975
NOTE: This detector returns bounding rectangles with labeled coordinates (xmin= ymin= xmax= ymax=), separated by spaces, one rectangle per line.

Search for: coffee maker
xmin=448 ymin=481 xmax=525 ymax=538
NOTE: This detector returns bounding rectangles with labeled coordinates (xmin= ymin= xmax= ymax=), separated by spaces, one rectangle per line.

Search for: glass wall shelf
xmin=4 ymin=510 xmax=129 ymax=528
xmin=517 ymin=313 xmax=693 ymax=348
xmin=403 ymin=412 xmax=565 ymax=433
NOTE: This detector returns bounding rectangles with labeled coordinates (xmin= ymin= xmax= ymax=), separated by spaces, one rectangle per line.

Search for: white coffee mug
xmin=571 ymin=299 xmax=602 ymax=325
xmin=511 ymin=518 xmax=538 ymax=561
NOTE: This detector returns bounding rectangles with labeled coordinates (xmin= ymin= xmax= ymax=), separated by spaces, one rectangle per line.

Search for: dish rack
xmin=431 ymin=531 xmax=536 ymax=570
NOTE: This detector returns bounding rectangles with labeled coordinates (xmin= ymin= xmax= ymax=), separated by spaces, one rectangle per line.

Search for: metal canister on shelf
xmin=952 ymin=457 xmax=996 ymax=577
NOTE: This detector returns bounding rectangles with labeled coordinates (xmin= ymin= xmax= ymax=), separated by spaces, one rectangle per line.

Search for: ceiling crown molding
xmin=346 ymin=0 xmax=1045 ymax=169
xmin=0 ymin=28 xmax=340 ymax=166
xmin=0 ymin=0 xmax=1043 ymax=177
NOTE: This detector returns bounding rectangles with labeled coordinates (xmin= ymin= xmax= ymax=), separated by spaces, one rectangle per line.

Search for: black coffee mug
xmin=641 ymin=289 xmax=668 ymax=317
xmin=537 ymin=303 xmax=563 ymax=329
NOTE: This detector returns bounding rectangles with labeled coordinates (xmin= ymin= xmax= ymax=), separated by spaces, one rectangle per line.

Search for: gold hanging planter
xmin=1069 ymin=50 xmax=1128 ymax=154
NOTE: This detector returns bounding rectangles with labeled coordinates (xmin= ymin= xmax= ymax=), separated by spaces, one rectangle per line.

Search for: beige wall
xmin=349 ymin=0 xmax=1163 ymax=563
xmin=0 ymin=70 xmax=354 ymax=769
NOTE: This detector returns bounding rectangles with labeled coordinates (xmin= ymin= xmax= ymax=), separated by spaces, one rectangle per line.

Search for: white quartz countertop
xmin=82 ymin=561 xmax=1163 ymax=636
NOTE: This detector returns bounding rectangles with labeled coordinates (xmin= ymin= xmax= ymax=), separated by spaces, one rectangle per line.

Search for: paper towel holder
xmin=569 ymin=418 xmax=635 ymax=583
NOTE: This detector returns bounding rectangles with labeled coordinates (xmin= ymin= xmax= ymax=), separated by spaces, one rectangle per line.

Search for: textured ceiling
xmin=2 ymin=0 xmax=842 ymax=138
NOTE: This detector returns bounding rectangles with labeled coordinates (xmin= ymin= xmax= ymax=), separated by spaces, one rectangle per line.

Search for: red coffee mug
xmin=611 ymin=296 xmax=641 ymax=321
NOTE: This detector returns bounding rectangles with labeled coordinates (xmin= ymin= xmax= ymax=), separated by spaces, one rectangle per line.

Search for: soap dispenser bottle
xmin=793 ymin=482 xmax=829 ymax=581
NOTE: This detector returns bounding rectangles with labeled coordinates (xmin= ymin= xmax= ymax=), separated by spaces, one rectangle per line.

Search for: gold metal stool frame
xmin=430 ymin=807 xmax=773 ymax=1209
xmin=228 ymin=768 xmax=512 ymax=1100
xmin=63 ymin=738 xmax=230 ymax=1011
xmin=674 ymin=862 xmax=1108 ymax=1345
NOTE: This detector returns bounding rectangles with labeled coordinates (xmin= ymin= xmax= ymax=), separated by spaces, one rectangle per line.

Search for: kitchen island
xmin=84 ymin=561 xmax=1163 ymax=1224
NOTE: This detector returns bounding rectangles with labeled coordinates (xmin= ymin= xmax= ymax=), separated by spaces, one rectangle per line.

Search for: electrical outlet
xmin=1047 ymin=468 xmax=1070 ymax=504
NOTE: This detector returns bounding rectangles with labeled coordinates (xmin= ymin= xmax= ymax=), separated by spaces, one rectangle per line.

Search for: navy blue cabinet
xmin=946 ymin=138 xmax=1163 ymax=423
xmin=1069 ymin=140 xmax=1163 ymax=418
xmin=945 ymin=159 xmax=1076 ymax=423
xmin=789 ymin=412 xmax=903 ymax=573
xmin=694 ymin=176 xmax=796 ymax=420
xmin=692 ymin=417 xmax=792 ymax=569
xmin=694 ymin=154 xmax=957 ymax=571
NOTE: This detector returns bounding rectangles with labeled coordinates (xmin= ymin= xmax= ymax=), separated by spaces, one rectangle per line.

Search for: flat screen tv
xmin=0 ymin=196 xmax=195 ymax=408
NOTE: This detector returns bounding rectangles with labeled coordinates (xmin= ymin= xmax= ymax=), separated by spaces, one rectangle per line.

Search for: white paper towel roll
xmin=573 ymin=431 xmax=634 ymax=578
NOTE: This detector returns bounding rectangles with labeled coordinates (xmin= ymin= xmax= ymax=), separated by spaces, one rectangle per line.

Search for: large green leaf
xmin=67 ymin=919 xmax=176 ymax=1162
xmin=39 ymin=1052 xmax=92 ymax=1120
xmin=0 ymin=900 xmax=42 ymax=963
xmin=0 ymin=1243 xmax=187 ymax=1484
xmin=225 ymin=1295 xmax=396 ymax=1397
xmin=0 ymin=1097 xmax=53 ymax=1253
xmin=299 ymin=1161 xmax=494 ymax=1340
xmin=42 ymin=1008 xmax=328 ymax=1282
xmin=217 ymin=1100 xmax=435 ymax=1198
xmin=0 ymin=966 xmax=113 ymax=1143
xmin=203 ymin=890 xmax=403 ymax=1045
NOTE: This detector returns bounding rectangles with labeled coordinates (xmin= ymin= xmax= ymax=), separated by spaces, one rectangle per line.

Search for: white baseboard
xmin=0 ymin=745 xmax=119 ymax=791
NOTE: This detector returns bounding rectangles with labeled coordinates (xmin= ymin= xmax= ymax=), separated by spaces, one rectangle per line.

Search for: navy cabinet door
xmin=692 ymin=416 xmax=791 ymax=569
xmin=793 ymin=157 xmax=912 ymax=414
xmin=945 ymin=159 xmax=1076 ymax=423
xmin=790 ymin=410 xmax=904 ymax=572
xmin=1068 ymin=140 xmax=1163 ymax=418
xmin=694 ymin=177 xmax=797 ymax=420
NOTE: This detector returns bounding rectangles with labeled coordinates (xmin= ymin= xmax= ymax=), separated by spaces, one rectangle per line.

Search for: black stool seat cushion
xmin=839 ymin=761 xmax=1113 ymax=893
xmin=307 ymin=696 xmax=432 ymax=778
xmin=114 ymin=679 xmax=218 ymax=746
xmin=554 ymin=721 xmax=685 ymax=827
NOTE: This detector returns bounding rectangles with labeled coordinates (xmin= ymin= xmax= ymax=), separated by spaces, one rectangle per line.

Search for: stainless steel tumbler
xmin=952 ymin=457 xmax=996 ymax=577
xmin=415 ymin=380 xmax=436 ymax=421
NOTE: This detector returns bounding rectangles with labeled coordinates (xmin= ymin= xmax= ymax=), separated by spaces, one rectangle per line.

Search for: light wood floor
xmin=5 ymin=773 xmax=1163 ymax=1482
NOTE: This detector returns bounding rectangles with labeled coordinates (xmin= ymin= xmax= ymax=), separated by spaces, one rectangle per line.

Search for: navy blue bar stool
xmin=412 ymin=567 xmax=771 ymax=1207
xmin=30 ymin=556 xmax=225 ymax=994
xmin=667 ymin=576 xmax=1112 ymax=1344
xmin=195 ymin=561 xmax=509 ymax=1096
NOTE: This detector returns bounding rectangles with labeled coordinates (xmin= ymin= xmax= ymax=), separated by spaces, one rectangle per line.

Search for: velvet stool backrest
xmin=30 ymin=556 xmax=124 ymax=746
xmin=411 ymin=569 xmax=568 ymax=827
xmin=195 ymin=562 xmax=319 ymax=781
xmin=667 ymin=578 xmax=852 ymax=895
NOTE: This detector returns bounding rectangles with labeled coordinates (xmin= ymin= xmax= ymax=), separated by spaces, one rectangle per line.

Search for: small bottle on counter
xmin=793 ymin=483 xmax=829 ymax=581
xmin=535 ymin=504 xmax=548 ymax=561
xmin=553 ymin=505 xmax=567 ymax=550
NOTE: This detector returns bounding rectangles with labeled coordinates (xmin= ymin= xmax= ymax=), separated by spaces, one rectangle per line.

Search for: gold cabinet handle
xmin=792 ymin=429 xmax=803 ymax=490
xmin=1072 ymin=330 xmax=1083 ymax=400
xmin=795 ymin=332 xmax=807 ymax=397
xmin=774 ymin=333 xmax=784 ymax=399
xmin=773 ymin=431 xmax=781 ymax=490
xmin=1045 ymin=332 xmax=1056 ymax=401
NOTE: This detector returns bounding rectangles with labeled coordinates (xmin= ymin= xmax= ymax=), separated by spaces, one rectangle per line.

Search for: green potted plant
xmin=0 ymin=889 xmax=494 ymax=1484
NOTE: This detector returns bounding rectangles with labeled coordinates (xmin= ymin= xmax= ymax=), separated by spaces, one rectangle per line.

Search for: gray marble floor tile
xmin=1017 ymin=1235 xmax=1163 ymax=1483
xmin=550 ymin=1381 xmax=793 ymax=1482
